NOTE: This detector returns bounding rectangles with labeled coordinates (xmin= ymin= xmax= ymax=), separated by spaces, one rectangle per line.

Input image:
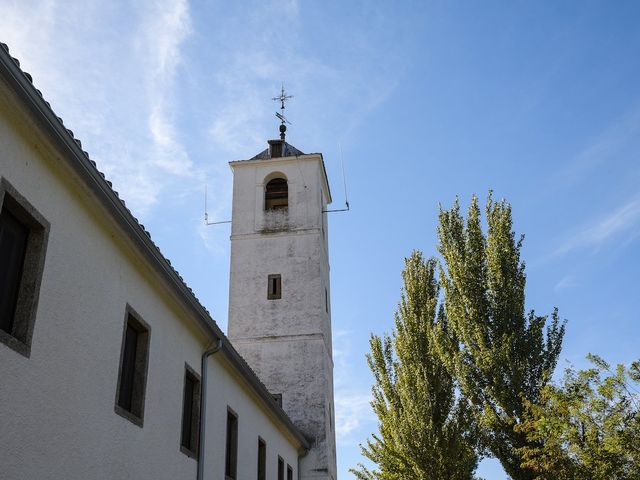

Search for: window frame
xmin=225 ymin=407 xmax=239 ymax=479
xmin=180 ymin=363 xmax=201 ymax=459
xmin=257 ymin=437 xmax=266 ymax=480
xmin=0 ymin=177 xmax=50 ymax=358
xmin=287 ymin=464 xmax=293 ymax=480
xmin=267 ymin=274 xmax=282 ymax=300
xmin=114 ymin=305 xmax=151 ymax=427
xmin=278 ymin=455 xmax=285 ymax=480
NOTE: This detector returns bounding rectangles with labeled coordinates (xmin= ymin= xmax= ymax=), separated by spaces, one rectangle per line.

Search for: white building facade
xmin=0 ymin=43 xmax=318 ymax=480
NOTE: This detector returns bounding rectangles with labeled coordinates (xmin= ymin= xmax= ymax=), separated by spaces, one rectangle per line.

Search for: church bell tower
xmin=227 ymin=102 xmax=337 ymax=479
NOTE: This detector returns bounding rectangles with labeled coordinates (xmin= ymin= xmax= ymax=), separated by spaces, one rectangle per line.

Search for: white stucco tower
xmin=227 ymin=137 xmax=337 ymax=479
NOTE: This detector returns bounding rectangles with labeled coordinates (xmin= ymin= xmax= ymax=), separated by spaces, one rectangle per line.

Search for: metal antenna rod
xmin=204 ymin=184 xmax=231 ymax=226
xmin=323 ymin=143 xmax=351 ymax=213
xmin=340 ymin=143 xmax=350 ymax=210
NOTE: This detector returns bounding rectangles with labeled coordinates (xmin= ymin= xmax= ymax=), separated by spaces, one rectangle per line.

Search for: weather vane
xmin=272 ymin=83 xmax=293 ymax=140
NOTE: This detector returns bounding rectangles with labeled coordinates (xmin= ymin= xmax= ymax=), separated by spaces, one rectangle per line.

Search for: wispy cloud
xmin=554 ymin=274 xmax=579 ymax=291
xmin=558 ymin=107 xmax=640 ymax=186
xmin=1 ymin=0 xmax=405 ymax=268
xmin=138 ymin=0 xmax=194 ymax=178
xmin=0 ymin=0 xmax=199 ymax=217
xmin=201 ymin=1 xmax=407 ymax=158
xmin=555 ymin=194 xmax=640 ymax=256
xmin=333 ymin=329 xmax=375 ymax=441
xmin=335 ymin=390 xmax=373 ymax=440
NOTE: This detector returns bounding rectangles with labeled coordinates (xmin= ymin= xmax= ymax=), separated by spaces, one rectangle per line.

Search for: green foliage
xmin=351 ymin=251 xmax=480 ymax=480
xmin=434 ymin=193 xmax=565 ymax=480
xmin=516 ymin=355 xmax=640 ymax=480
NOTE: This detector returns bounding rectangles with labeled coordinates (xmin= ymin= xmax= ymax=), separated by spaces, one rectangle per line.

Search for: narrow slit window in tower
xmin=265 ymin=178 xmax=288 ymax=210
xmin=267 ymin=274 xmax=281 ymax=300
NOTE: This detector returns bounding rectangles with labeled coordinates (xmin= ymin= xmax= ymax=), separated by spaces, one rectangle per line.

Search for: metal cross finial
xmin=272 ymin=83 xmax=293 ymax=140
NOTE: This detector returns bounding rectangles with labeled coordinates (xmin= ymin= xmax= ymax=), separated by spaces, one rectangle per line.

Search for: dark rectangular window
xmin=267 ymin=274 xmax=281 ymax=300
xmin=225 ymin=409 xmax=238 ymax=479
xmin=287 ymin=464 xmax=293 ymax=480
xmin=278 ymin=456 xmax=284 ymax=480
xmin=0 ymin=178 xmax=50 ymax=358
xmin=180 ymin=365 xmax=201 ymax=457
xmin=181 ymin=374 xmax=195 ymax=446
xmin=257 ymin=437 xmax=266 ymax=480
xmin=0 ymin=208 xmax=29 ymax=335
xmin=119 ymin=323 xmax=138 ymax=411
xmin=115 ymin=307 xmax=150 ymax=426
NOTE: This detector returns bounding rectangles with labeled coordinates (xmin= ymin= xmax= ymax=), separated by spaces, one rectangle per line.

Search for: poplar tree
xmin=434 ymin=194 xmax=565 ymax=480
xmin=517 ymin=355 xmax=640 ymax=480
xmin=351 ymin=251 xmax=479 ymax=480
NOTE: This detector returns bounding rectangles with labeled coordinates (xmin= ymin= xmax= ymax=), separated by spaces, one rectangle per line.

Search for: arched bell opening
xmin=265 ymin=178 xmax=288 ymax=210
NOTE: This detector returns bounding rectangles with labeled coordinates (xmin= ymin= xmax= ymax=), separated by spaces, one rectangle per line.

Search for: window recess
xmin=265 ymin=178 xmax=288 ymax=210
xmin=115 ymin=307 xmax=150 ymax=427
xmin=278 ymin=456 xmax=285 ymax=480
xmin=257 ymin=437 xmax=266 ymax=480
xmin=225 ymin=408 xmax=238 ymax=479
xmin=267 ymin=274 xmax=282 ymax=300
xmin=0 ymin=178 xmax=50 ymax=358
xmin=180 ymin=365 xmax=201 ymax=458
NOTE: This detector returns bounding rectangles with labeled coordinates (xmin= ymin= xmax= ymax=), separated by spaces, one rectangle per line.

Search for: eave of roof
xmin=0 ymin=43 xmax=309 ymax=451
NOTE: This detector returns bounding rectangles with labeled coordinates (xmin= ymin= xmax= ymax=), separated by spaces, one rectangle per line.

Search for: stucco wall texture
xmin=228 ymin=154 xmax=337 ymax=480
xmin=0 ymin=78 xmax=299 ymax=479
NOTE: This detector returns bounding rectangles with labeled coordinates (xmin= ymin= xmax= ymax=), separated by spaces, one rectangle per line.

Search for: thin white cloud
xmin=335 ymin=390 xmax=373 ymax=440
xmin=333 ymin=328 xmax=356 ymax=388
xmin=332 ymin=329 xmax=376 ymax=441
xmin=0 ymin=0 xmax=201 ymax=217
xmin=203 ymin=2 xmax=405 ymax=159
xmin=276 ymin=0 xmax=299 ymax=17
xmin=555 ymin=195 xmax=640 ymax=256
xmin=558 ymin=107 xmax=640 ymax=186
xmin=139 ymin=0 xmax=195 ymax=178
xmin=554 ymin=274 xmax=579 ymax=291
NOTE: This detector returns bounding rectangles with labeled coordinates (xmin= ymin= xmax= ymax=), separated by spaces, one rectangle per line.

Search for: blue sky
xmin=2 ymin=1 xmax=639 ymax=478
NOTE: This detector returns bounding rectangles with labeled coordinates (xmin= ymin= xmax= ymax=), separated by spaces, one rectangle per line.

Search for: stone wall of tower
xmin=227 ymin=151 xmax=336 ymax=480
